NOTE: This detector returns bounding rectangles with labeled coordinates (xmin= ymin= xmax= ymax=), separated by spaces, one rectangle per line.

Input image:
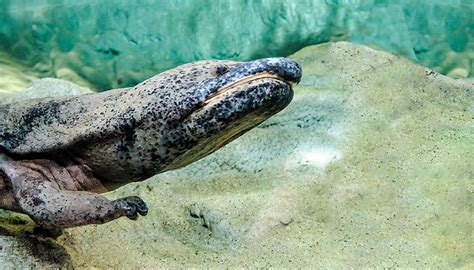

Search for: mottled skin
xmin=0 ymin=58 xmax=301 ymax=234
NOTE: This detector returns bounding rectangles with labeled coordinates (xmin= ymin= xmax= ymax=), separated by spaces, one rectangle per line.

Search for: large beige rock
xmin=1 ymin=42 xmax=472 ymax=268
xmin=0 ymin=210 xmax=73 ymax=268
xmin=0 ymin=78 xmax=93 ymax=105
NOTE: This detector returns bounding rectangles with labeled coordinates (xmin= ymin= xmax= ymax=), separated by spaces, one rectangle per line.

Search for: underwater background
xmin=0 ymin=0 xmax=473 ymax=268
xmin=0 ymin=0 xmax=473 ymax=91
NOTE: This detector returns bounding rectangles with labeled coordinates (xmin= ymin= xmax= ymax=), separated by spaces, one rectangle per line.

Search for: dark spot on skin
xmin=215 ymin=64 xmax=229 ymax=76
xmin=150 ymin=152 xmax=161 ymax=162
xmin=32 ymin=196 xmax=45 ymax=206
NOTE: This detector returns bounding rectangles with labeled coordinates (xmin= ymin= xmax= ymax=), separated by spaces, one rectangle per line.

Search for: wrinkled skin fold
xmin=0 ymin=58 xmax=302 ymax=235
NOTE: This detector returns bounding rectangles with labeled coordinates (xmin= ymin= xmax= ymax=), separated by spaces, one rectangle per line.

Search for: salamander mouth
xmin=202 ymin=72 xmax=294 ymax=107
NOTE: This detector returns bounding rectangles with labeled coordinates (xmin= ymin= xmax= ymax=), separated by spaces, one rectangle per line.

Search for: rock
xmin=0 ymin=1 xmax=472 ymax=90
xmin=0 ymin=51 xmax=40 ymax=94
xmin=0 ymin=78 xmax=94 ymax=105
xmin=447 ymin=68 xmax=469 ymax=79
xmin=0 ymin=234 xmax=73 ymax=269
xmin=0 ymin=210 xmax=73 ymax=268
xmin=1 ymin=42 xmax=472 ymax=268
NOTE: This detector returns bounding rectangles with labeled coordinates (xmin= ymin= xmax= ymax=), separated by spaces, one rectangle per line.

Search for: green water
xmin=0 ymin=0 xmax=473 ymax=90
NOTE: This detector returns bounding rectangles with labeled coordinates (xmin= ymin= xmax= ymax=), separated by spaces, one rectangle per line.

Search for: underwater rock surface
xmin=1 ymin=42 xmax=473 ymax=268
xmin=0 ymin=51 xmax=40 ymax=94
xmin=0 ymin=0 xmax=472 ymax=90
xmin=0 ymin=210 xmax=73 ymax=268
xmin=0 ymin=77 xmax=93 ymax=105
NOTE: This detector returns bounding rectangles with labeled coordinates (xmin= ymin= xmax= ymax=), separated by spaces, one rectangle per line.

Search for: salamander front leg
xmin=1 ymin=161 xmax=148 ymax=234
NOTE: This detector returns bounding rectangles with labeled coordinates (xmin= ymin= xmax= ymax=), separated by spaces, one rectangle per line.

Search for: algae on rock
xmin=0 ymin=209 xmax=72 ymax=269
xmin=0 ymin=51 xmax=40 ymax=94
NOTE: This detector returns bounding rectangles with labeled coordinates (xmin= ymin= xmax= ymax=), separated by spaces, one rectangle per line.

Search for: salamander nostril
xmin=215 ymin=64 xmax=229 ymax=76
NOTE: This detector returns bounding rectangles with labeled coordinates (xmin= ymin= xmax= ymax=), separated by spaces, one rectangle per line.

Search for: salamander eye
xmin=214 ymin=64 xmax=229 ymax=76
